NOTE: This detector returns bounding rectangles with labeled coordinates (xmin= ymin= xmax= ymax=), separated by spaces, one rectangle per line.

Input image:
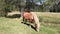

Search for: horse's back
xmin=23 ymin=12 xmax=33 ymax=20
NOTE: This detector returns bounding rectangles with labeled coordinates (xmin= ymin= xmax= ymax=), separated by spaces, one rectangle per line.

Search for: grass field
xmin=0 ymin=12 xmax=60 ymax=34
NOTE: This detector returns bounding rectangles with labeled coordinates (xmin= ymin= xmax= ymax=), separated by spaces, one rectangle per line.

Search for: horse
xmin=22 ymin=11 xmax=40 ymax=32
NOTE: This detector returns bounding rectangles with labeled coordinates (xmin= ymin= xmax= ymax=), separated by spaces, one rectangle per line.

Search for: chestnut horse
xmin=22 ymin=12 xmax=40 ymax=32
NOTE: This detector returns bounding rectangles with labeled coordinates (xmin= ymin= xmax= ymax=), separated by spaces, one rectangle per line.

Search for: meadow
xmin=0 ymin=12 xmax=60 ymax=34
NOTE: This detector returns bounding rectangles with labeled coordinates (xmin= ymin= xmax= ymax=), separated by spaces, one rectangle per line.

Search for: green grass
xmin=0 ymin=12 xmax=60 ymax=34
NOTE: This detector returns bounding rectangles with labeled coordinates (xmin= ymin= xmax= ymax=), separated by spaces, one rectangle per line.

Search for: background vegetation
xmin=0 ymin=0 xmax=60 ymax=17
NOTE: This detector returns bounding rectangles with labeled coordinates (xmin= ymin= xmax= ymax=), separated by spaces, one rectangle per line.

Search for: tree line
xmin=0 ymin=0 xmax=60 ymax=17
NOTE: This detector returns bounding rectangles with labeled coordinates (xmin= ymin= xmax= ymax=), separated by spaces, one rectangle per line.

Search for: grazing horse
xmin=22 ymin=11 xmax=40 ymax=32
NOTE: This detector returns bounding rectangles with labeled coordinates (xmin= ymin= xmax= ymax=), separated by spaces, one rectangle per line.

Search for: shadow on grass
xmin=6 ymin=14 xmax=21 ymax=18
xmin=21 ymin=22 xmax=37 ymax=32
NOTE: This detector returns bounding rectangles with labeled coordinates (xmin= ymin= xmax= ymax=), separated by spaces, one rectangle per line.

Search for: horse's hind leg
xmin=21 ymin=17 xmax=25 ymax=23
xmin=23 ymin=18 xmax=27 ymax=24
